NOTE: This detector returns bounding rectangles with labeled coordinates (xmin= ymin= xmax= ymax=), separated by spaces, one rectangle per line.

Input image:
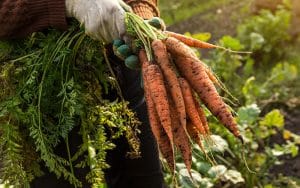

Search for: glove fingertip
xmin=117 ymin=44 xmax=131 ymax=57
xmin=125 ymin=55 xmax=140 ymax=70
xmin=113 ymin=39 xmax=125 ymax=47
xmin=147 ymin=17 xmax=165 ymax=30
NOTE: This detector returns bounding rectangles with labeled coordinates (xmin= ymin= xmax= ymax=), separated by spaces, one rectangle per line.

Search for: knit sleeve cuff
xmin=27 ymin=0 xmax=68 ymax=33
xmin=124 ymin=0 xmax=160 ymax=19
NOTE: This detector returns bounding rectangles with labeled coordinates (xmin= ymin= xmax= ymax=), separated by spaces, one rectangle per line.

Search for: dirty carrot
xmin=164 ymin=31 xmax=251 ymax=54
xmin=165 ymin=37 xmax=218 ymax=83
xmin=165 ymin=37 xmax=238 ymax=103
xmin=145 ymin=89 xmax=175 ymax=172
xmin=186 ymin=120 xmax=207 ymax=157
xmin=179 ymin=77 xmax=206 ymax=135
xmin=152 ymin=39 xmax=186 ymax=130
xmin=139 ymin=50 xmax=175 ymax=172
xmin=145 ymin=63 xmax=174 ymax=143
xmin=164 ymin=37 xmax=199 ymax=59
xmin=203 ymin=65 xmax=220 ymax=86
xmin=193 ymin=97 xmax=210 ymax=135
xmin=204 ymin=66 xmax=239 ymax=103
xmin=169 ymin=99 xmax=192 ymax=176
xmin=165 ymin=37 xmax=241 ymax=138
xmin=174 ymin=54 xmax=242 ymax=141
xmin=164 ymin=31 xmax=219 ymax=49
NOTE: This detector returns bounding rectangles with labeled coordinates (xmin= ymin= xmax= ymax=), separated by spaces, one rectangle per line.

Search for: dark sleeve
xmin=123 ymin=0 xmax=159 ymax=19
xmin=0 ymin=0 xmax=68 ymax=39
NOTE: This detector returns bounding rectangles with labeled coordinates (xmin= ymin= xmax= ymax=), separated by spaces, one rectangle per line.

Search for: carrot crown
xmin=125 ymin=12 xmax=167 ymax=61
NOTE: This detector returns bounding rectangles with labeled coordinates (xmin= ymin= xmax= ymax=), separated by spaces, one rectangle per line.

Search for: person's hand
xmin=112 ymin=17 xmax=165 ymax=70
xmin=65 ymin=0 xmax=126 ymax=43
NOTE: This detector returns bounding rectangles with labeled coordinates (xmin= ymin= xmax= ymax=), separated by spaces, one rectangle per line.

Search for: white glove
xmin=65 ymin=0 xmax=126 ymax=43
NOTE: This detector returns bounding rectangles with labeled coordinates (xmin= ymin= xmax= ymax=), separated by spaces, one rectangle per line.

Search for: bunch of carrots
xmin=122 ymin=12 xmax=246 ymax=176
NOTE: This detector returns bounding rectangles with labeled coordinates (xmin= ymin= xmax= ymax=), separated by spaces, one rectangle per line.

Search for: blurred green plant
xmin=159 ymin=0 xmax=233 ymax=25
xmin=164 ymin=5 xmax=300 ymax=188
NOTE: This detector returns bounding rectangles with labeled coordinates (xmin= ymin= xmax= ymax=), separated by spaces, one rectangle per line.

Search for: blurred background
xmin=158 ymin=0 xmax=300 ymax=187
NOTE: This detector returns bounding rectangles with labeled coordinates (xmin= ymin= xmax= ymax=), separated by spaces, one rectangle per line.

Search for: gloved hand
xmin=112 ymin=17 xmax=166 ymax=70
xmin=66 ymin=0 xmax=165 ymax=70
xmin=65 ymin=0 xmax=126 ymax=43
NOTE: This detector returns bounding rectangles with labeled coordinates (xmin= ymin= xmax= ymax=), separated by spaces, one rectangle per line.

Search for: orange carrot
xmin=186 ymin=120 xmax=206 ymax=155
xmin=193 ymin=97 xmax=210 ymax=135
xmin=164 ymin=37 xmax=199 ymax=59
xmin=203 ymin=65 xmax=220 ymax=86
xmin=165 ymin=39 xmax=242 ymax=141
xmin=145 ymin=63 xmax=174 ymax=143
xmin=152 ymin=39 xmax=186 ymax=131
xmin=179 ymin=78 xmax=206 ymax=136
xmin=145 ymin=87 xmax=175 ymax=172
xmin=164 ymin=31 xmax=219 ymax=49
xmin=139 ymin=50 xmax=175 ymax=172
xmin=165 ymin=37 xmax=238 ymax=104
xmin=164 ymin=37 xmax=220 ymax=86
xmin=164 ymin=32 xmax=252 ymax=54
xmin=175 ymin=55 xmax=242 ymax=141
xmin=165 ymin=36 xmax=237 ymax=93
xmin=186 ymin=120 xmax=216 ymax=165
xmin=169 ymin=99 xmax=192 ymax=176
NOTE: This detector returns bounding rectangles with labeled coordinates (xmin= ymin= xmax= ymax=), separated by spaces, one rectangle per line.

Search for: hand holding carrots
xmin=121 ymin=12 xmax=244 ymax=174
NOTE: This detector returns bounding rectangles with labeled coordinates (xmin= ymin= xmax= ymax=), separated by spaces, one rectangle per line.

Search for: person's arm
xmin=0 ymin=0 xmax=160 ymax=41
xmin=123 ymin=0 xmax=159 ymax=19
xmin=0 ymin=0 xmax=67 ymax=39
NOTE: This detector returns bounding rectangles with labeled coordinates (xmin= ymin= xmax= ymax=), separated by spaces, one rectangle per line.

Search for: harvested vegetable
xmin=169 ymin=99 xmax=192 ymax=177
xmin=152 ymin=39 xmax=186 ymax=131
xmin=179 ymin=78 xmax=206 ymax=136
xmin=140 ymin=50 xmax=175 ymax=172
xmin=145 ymin=64 xmax=174 ymax=143
xmin=123 ymin=10 xmax=244 ymax=174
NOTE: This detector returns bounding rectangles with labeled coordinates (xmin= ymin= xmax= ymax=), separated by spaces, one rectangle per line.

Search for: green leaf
xmin=199 ymin=178 xmax=214 ymax=188
xmin=222 ymin=170 xmax=245 ymax=184
xmin=264 ymin=184 xmax=274 ymax=188
xmin=237 ymin=104 xmax=261 ymax=126
xmin=271 ymin=62 xmax=298 ymax=84
xmin=196 ymin=162 xmax=212 ymax=175
xmin=176 ymin=163 xmax=187 ymax=170
xmin=208 ymin=135 xmax=228 ymax=153
xmin=259 ymin=109 xmax=284 ymax=128
xmin=289 ymin=143 xmax=299 ymax=157
xmin=207 ymin=165 xmax=227 ymax=178
xmin=250 ymin=32 xmax=265 ymax=50
xmin=188 ymin=32 xmax=212 ymax=42
xmin=271 ymin=147 xmax=285 ymax=157
xmin=243 ymin=57 xmax=255 ymax=77
xmin=178 ymin=169 xmax=198 ymax=188
xmin=219 ymin=35 xmax=243 ymax=51
xmin=242 ymin=76 xmax=260 ymax=104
